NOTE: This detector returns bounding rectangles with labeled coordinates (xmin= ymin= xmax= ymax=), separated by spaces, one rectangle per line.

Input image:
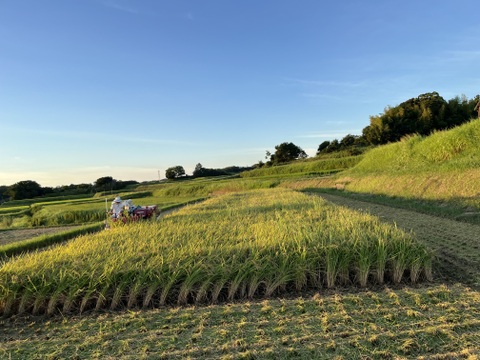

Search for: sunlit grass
xmin=0 ymin=188 xmax=431 ymax=316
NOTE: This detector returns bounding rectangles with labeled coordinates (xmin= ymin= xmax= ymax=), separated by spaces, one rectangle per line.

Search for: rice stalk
xmin=375 ymin=238 xmax=387 ymax=284
xmin=326 ymin=245 xmax=339 ymax=288
xmin=355 ymin=240 xmax=373 ymax=287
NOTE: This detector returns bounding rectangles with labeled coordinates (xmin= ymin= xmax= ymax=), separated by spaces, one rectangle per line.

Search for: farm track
xmin=316 ymin=193 xmax=480 ymax=288
xmin=0 ymin=226 xmax=81 ymax=246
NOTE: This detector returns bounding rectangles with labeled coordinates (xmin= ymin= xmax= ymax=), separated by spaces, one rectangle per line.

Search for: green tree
xmin=193 ymin=163 xmax=205 ymax=178
xmin=94 ymin=176 xmax=115 ymax=192
xmin=267 ymin=142 xmax=307 ymax=165
xmin=0 ymin=185 xmax=10 ymax=203
xmin=165 ymin=166 xmax=186 ymax=179
xmin=339 ymin=134 xmax=357 ymax=148
xmin=6 ymin=180 xmax=43 ymax=200
xmin=316 ymin=141 xmax=331 ymax=155
xmin=325 ymin=139 xmax=340 ymax=153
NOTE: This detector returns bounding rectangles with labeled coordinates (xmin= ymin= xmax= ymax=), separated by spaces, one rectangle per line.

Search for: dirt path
xmin=316 ymin=193 xmax=480 ymax=287
xmin=0 ymin=226 xmax=81 ymax=247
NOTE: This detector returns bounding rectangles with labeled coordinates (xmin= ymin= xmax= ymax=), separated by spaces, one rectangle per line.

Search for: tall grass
xmin=0 ymin=188 xmax=432 ymax=316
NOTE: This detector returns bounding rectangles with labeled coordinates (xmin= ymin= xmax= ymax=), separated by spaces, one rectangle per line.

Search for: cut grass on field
xmin=1 ymin=284 xmax=479 ymax=359
xmin=0 ymin=188 xmax=432 ymax=316
xmin=0 ymin=222 xmax=104 ymax=259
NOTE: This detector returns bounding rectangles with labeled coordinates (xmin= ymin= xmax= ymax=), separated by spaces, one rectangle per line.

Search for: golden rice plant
xmin=0 ymin=188 xmax=433 ymax=316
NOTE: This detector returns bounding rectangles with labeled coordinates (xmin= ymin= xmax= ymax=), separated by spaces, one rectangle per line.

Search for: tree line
xmin=317 ymin=92 xmax=479 ymax=154
xmin=0 ymin=177 xmax=138 ymax=202
xmin=164 ymin=92 xmax=480 ymax=179
xmin=164 ymin=164 xmax=254 ymax=180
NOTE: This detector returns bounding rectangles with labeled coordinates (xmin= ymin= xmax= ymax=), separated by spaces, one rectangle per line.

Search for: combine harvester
xmin=107 ymin=196 xmax=159 ymax=225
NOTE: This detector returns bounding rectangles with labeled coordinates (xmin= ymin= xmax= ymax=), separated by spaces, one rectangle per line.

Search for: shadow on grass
xmin=303 ymin=188 xmax=480 ymax=225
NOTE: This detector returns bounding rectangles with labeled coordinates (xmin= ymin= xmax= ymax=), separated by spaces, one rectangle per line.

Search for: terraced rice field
xmin=317 ymin=192 xmax=480 ymax=288
xmin=1 ymin=189 xmax=480 ymax=359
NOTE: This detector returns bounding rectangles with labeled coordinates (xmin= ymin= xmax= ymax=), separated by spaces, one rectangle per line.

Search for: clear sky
xmin=1 ymin=0 xmax=479 ymax=187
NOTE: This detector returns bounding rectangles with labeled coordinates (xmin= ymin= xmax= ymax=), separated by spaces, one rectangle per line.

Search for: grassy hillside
xmin=350 ymin=118 xmax=480 ymax=174
xmin=286 ymin=119 xmax=480 ymax=223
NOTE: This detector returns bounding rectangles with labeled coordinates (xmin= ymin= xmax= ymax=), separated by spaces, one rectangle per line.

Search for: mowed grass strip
xmin=0 ymin=188 xmax=432 ymax=316
xmin=0 ymin=222 xmax=104 ymax=258
xmin=1 ymin=284 xmax=479 ymax=359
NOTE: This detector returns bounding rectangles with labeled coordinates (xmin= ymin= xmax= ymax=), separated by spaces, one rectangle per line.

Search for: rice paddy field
xmin=0 ymin=189 xmax=432 ymax=317
xmin=2 ymin=121 xmax=480 ymax=359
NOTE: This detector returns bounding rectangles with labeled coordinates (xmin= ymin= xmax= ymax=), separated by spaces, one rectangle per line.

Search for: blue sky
xmin=1 ymin=0 xmax=479 ymax=187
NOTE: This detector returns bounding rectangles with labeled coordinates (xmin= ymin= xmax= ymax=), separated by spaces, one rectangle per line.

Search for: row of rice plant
xmin=0 ymin=188 xmax=432 ymax=316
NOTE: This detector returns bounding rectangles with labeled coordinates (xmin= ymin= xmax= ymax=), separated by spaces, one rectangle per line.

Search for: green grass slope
xmin=287 ymin=119 xmax=480 ymax=223
xmin=350 ymin=118 xmax=480 ymax=175
xmin=240 ymin=155 xmax=363 ymax=178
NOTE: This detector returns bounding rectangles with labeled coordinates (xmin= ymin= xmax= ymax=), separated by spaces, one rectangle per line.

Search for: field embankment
xmin=0 ymin=223 xmax=104 ymax=259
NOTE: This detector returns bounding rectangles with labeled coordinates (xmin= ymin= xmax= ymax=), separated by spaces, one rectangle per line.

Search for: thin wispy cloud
xmin=297 ymin=130 xmax=362 ymax=139
xmin=100 ymin=0 xmax=140 ymax=15
xmin=300 ymin=93 xmax=344 ymax=101
xmin=4 ymin=126 xmax=194 ymax=146
xmin=284 ymin=78 xmax=367 ymax=89
xmin=443 ymin=50 xmax=480 ymax=63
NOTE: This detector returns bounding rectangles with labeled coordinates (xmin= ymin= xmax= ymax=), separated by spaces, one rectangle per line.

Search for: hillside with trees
xmin=317 ymin=92 xmax=479 ymax=155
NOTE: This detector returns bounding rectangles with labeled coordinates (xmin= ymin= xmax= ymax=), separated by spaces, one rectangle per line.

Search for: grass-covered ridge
xmin=0 ymin=223 xmax=104 ymax=259
xmin=0 ymin=188 xmax=431 ymax=316
xmin=240 ymin=155 xmax=362 ymax=178
xmin=350 ymin=118 xmax=480 ymax=175
xmin=286 ymin=119 xmax=480 ymax=223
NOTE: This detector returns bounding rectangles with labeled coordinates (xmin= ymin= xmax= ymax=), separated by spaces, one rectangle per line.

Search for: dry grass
xmin=1 ymin=284 xmax=479 ymax=359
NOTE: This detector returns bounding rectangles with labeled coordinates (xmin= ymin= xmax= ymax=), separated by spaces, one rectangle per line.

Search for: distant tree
xmin=165 ymin=166 xmax=186 ymax=180
xmin=339 ymin=134 xmax=358 ymax=149
xmin=325 ymin=139 xmax=340 ymax=153
xmin=0 ymin=185 xmax=9 ymax=203
xmin=268 ymin=142 xmax=307 ymax=165
xmin=6 ymin=180 xmax=43 ymax=200
xmin=358 ymin=91 xmax=478 ymax=146
xmin=94 ymin=176 xmax=115 ymax=192
xmin=254 ymin=161 xmax=265 ymax=168
xmin=316 ymin=141 xmax=331 ymax=155
xmin=193 ymin=163 xmax=205 ymax=178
